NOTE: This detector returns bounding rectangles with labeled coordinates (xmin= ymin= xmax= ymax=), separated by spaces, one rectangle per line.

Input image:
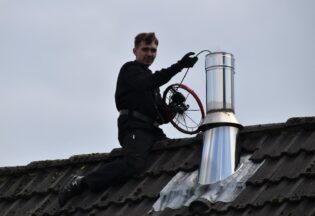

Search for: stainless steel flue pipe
xmin=198 ymin=52 xmax=242 ymax=185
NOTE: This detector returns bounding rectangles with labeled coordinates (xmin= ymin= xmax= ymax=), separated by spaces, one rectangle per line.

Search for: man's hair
xmin=134 ymin=32 xmax=159 ymax=48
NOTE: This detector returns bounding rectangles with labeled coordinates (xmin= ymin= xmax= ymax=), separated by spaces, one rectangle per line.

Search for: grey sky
xmin=0 ymin=0 xmax=314 ymax=167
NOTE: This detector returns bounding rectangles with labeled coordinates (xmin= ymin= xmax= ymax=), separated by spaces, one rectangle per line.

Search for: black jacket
xmin=115 ymin=60 xmax=182 ymax=132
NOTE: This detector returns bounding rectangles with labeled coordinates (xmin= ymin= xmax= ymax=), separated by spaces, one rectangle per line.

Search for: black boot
xmin=58 ymin=175 xmax=85 ymax=207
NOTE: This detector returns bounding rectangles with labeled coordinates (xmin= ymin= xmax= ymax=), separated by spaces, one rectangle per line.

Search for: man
xmin=58 ymin=32 xmax=198 ymax=206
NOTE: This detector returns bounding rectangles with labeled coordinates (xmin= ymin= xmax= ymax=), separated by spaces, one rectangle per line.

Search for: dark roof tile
xmin=247 ymin=127 xmax=315 ymax=162
xmin=149 ymin=207 xmax=191 ymax=216
xmin=1 ymin=117 xmax=315 ymax=216
xmin=205 ymin=199 xmax=315 ymax=216
xmin=146 ymin=145 xmax=201 ymax=175
xmin=248 ymin=152 xmax=315 ymax=184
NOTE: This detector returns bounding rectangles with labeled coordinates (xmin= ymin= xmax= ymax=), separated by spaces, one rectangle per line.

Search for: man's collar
xmin=134 ymin=60 xmax=150 ymax=69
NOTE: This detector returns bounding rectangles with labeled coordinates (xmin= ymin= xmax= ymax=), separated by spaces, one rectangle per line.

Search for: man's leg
xmin=59 ymin=129 xmax=154 ymax=206
xmin=123 ymin=129 xmax=155 ymax=173
xmin=59 ymin=157 xmax=130 ymax=207
xmin=82 ymin=129 xmax=155 ymax=191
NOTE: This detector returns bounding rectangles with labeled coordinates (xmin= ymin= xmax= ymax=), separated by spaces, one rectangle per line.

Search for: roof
xmin=1 ymin=116 xmax=315 ymax=216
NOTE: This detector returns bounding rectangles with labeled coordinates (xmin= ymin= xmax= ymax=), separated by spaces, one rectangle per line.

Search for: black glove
xmin=178 ymin=52 xmax=198 ymax=69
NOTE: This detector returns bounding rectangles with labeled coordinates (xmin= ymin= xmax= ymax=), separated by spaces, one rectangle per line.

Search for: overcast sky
xmin=0 ymin=0 xmax=314 ymax=167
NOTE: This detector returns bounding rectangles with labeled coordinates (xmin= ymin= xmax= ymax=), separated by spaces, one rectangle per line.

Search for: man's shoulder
xmin=120 ymin=61 xmax=148 ymax=75
xmin=121 ymin=61 xmax=138 ymax=70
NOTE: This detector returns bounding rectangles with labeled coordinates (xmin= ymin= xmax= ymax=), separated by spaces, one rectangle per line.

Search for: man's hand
xmin=178 ymin=52 xmax=198 ymax=68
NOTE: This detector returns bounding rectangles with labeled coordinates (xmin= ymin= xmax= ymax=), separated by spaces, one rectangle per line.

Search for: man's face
xmin=133 ymin=41 xmax=157 ymax=67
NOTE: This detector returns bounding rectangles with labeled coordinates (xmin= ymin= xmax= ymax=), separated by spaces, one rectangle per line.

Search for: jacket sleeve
xmin=123 ymin=63 xmax=182 ymax=91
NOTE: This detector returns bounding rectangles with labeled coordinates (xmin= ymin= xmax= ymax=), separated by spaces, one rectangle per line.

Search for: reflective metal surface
xmin=205 ymin=52 xmax=235 ymax=112
xmin=152 ymin=155 xmax=263 ymax=212
xmin=199 ymin=111 xmax=241 ymax=131
xmin=150 ymin=52 xmax=251 ymax=212
xmin=198 ymin=126 xmax=239 ymax=185
xmin=198 ymin=52 xmax=241 ymax=184
xmin=205 ymin=52 xmax=234 ymax=69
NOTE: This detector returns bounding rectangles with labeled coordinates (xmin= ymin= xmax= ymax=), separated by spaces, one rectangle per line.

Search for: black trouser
xmin=83 ymin=128 xmax=166 ymax=191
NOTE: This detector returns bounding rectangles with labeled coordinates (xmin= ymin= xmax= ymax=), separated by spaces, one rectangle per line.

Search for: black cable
xmin=178 ymin=50 xmax=212 ymax=86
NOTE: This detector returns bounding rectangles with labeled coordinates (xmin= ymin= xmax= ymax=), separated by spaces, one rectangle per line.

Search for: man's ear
xmin=133 ymin=47 xmax=137 ymax=55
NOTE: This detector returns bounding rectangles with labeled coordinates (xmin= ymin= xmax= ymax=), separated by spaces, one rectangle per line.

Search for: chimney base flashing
xmin=151 ymin=154 xmax=263 ymax=213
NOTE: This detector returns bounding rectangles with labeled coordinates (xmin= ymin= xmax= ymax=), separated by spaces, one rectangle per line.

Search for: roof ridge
xmin=0 ymin=152 xmax=113 ymax=176
xmin=240 ymin=116 xmax=315 ymax=134
xmin=0 ymin=136 xmax=201 ymax=176
xmin=1 ymin=116 xmax=313 ymax=176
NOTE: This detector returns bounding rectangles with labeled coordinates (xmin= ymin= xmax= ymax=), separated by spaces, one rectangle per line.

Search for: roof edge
xmin=1 ymin=116 xmax=314 ymax=176
xmin=0 ymin=152 xmax=112 ymax=176
xmin=240 ymin=116 xmax=315 ymax=134
xmin=0 ymin=135 xmax=202 ymax=176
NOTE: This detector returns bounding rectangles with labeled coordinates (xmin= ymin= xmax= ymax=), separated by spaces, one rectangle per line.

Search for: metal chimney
xmin=198 ymin=52 xmax=242 ymax=185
